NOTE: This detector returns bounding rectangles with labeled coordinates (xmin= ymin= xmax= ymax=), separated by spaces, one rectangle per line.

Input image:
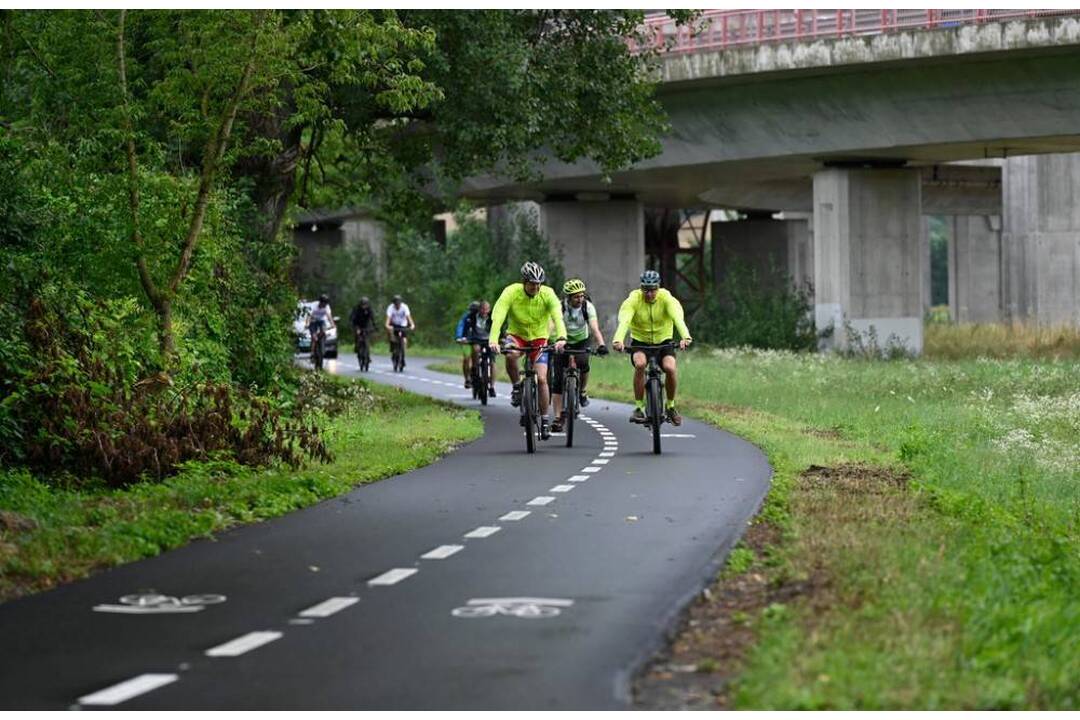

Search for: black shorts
xmin=628 ymin=338 xmax=675 ymax=367
xmin=551 ymin=340 xmax=590 ymax=394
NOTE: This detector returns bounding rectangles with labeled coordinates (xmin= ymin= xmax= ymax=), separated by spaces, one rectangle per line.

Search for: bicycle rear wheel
xmin=522 ymin=375 xmax=536 ymax=454
xmin=647 ymin=376 xmax=662 ymax=454
xmin=314 ymin=335 xmax=324 ymax=371
xmin=564 ymin=373 xmax=577 ymax=448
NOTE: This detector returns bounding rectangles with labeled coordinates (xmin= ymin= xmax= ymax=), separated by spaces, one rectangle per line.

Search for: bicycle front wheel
xmin=564 ymin=373 xmax=577 ymax=448
xmin=647 ymin=377 xmax=662 ymax=454
xmin=478 ymin=356 xmax=489 ymax=406
xmin=522 ymin=375 xmax=536 ymax=454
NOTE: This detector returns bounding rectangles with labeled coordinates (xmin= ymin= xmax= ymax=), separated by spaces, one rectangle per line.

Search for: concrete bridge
xmin=467 ymin=10 xmax=1080 ymax=351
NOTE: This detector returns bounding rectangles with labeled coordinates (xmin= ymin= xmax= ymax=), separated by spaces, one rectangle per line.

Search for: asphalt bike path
xmin=0 ymin=354 xmax=770 ymax=710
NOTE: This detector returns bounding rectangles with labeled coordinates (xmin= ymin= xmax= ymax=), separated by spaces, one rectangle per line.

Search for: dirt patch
xmin=633 ymin=461 xmax=911 ymax=710
xmin=803 ymin=427 xmax=844 ymax=440
xmin=800 ymin=463 xmax=909 ymax=494
xmin=0 ymin=510 xmax=38 ymax=534
xmin=633 ymin=521 xmax=823 ymax=710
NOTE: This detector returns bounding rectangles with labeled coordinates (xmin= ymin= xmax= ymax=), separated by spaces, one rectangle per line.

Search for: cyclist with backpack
xmin=611 ymin=270 xmax=693 ymax=426
xmin=550 ymin=278 xmax=608 ymax=433
xmin=455 ymin=299 xmax=496 ymax=395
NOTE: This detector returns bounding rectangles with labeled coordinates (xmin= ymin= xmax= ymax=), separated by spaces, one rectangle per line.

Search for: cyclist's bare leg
xmin=536 ymin=361 xmax=551 ymax=415
xmin=632 ymin=352 xmax=647 ymax=401
xmin=504 ymin=351 xmax=522 ymax=384
xmin=661 ymin=355 xmax=678 ymax=402
xmin=461 ymin=350 xmax=471 ymax=381
xmin=552 ymin=392 xmax=563 ymax=419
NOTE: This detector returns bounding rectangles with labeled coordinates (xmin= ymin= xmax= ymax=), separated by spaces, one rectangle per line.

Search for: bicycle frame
xmin=627 ymin=342 xmax=677 ymax=454
xmin=501 ymin=342 xmax=555 ymax=454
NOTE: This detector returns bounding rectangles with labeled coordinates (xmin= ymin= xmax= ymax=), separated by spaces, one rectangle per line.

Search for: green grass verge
xmin=0 ymin=379 xmax=481 ymax=602
xmin=430 ymin=346 xmax=1080 ymax=708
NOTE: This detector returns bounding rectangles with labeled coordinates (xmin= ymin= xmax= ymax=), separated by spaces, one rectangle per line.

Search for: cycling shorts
xmin=628 ymin=338 xmax=675 ymax=367
xmin=506 ymin=334 xmax=549 ymax=365
xmin=551 ymin=340 xmax=589 ymax=394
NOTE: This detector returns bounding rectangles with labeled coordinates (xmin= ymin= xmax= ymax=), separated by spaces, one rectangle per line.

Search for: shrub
xmin=0 ymin=280 xmax=329 ymax=486
xmin=694 ymin=259 xmax=817 ymax=351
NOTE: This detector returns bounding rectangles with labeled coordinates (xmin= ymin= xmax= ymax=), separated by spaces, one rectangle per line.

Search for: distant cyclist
xmin=611 ymin=270 xmax=692 ymax=426
xmin=550 ymin=278 xmax=608 ymax=433
xmin=309 ymin=294 xmax=336 ymax=360
xmin=385 ymin=294 xmax=415 ymax=361
xmin=488 ymin=262 xmax=567 ymax=439
xmin=455 ymin=299 xmax=496 ymax=395
xmin=350 ymin=296 xmax=376 ymax=336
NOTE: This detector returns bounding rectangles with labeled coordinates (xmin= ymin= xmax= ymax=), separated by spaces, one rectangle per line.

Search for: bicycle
xmin=470 ymin=342 xmax=495 ymax=406
xmin=390 ymin=326 xmax=409 ymax=372
xmin=554 ymin=347 xmax=598 ymax=448
xmin=626 ymin=342 xmax=677 ymax=455
xmin=309 ymin=321 xmax=327 ymax=371
xmin=501 ymin=341 xmax=554 ymax=454
xmin=354 ymin=327 xmax=372 ymax=372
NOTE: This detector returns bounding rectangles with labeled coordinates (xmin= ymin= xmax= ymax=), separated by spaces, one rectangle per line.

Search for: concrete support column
xmin=539 ymin=199 xmax=645 ymax=336
xmin=711 ymin=217 xmax=813 ymax=295
xmin=949 ymin=214 xmax=1003 ymax=323
xmin=1002 ymin=154 xmax=1080 ymax=326
xmin=813 ymin=168 xmax=924 ymax=353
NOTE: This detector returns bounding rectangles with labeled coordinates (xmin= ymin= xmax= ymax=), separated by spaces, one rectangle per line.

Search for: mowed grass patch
xmin=579 ymin=348 xmax=1079 ymax=709
xmin=0 ymin=378 xmax=481 ymax=602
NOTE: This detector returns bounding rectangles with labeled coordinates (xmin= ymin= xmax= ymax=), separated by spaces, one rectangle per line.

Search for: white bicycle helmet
xmin=520 ymin=261 xmax=546 ymax=284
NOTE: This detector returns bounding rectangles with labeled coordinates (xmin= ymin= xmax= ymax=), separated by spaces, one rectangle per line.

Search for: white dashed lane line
xmin=368 ymin=568 xmax=419 ymax=586
xmin=205 ymin=631 xmax=283 ymax=658
xmin=299 ymin=597 xmax=359 ymax=618
xmin=421 ymin=544 xmax=465 ymax=560
xmin=567 ymin=475 xmax=589 ymax=483
xmin=78 ymin=674 xmax=179 ymax=706
xmin=464 ymin=526 xmax=502 ymax=539
xmin=500 ymin=510 xmax=531 ymax=521
xmin=550 ymin=484 xmax=575 ymax=493
xmin=527 ymin=496 xmax=556 ymax=506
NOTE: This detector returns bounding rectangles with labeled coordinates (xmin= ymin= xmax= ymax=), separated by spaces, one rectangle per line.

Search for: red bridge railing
xmin=635 ymin=9 xmax=1080 ymax=54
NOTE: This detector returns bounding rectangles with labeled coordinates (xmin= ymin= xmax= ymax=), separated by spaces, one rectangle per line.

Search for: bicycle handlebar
xmin=621 ymin=341 xmax=678 ymax=353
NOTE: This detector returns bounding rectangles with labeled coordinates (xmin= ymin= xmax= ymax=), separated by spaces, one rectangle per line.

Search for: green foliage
xmin=361 ymin=207 xmax=564 ymax=345
xmin=695 ymin=259 xmax=817 ymax=351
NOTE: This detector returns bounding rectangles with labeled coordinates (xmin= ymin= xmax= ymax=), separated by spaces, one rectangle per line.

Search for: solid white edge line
xmin=464 ymin=526 xmax=501 ymax=538
xmin=527 ymin=496 xmax=556 ymax=506
xmin=205 ymin=631 xmax=283 ymax=658
xmin=78 ymin=674 xmax=179 ymax=706
xmin=368 ymin=568 xmax=419 ymax=586
xmin=499 ymin=510 xmax=531 ymax=521
xmin=299 ymin=597 xmax=359 ymax=618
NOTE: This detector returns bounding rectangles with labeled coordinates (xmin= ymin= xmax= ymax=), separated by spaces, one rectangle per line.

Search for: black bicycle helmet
xmin=468 ymin=300 xmax=480 ymax=313
xmin=318 ymin=293 xmax=330 ymax=304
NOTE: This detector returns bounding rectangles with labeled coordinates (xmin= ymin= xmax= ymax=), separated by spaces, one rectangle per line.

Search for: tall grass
xmin=925 ymin=322 xmax=1080 ymax=361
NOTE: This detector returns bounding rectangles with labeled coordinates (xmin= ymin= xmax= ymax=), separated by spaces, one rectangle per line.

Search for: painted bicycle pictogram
xmin=93 ymin=593 xmax=227 ymax=614
xmin=451 ymin=597 xmax=573 ymax=619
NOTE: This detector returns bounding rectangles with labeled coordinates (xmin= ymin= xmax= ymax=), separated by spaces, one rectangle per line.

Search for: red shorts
xmin=506 ymin=335 xmax=550 ymax=364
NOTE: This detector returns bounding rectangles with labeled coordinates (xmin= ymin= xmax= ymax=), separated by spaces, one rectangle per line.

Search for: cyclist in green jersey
xmin=550 ymin=278 xmax=608 ymax=433
xmin=611 ymin=270 xmax=693 ymax=426
xmin=489 ymin=262 xmax=567 ymax=439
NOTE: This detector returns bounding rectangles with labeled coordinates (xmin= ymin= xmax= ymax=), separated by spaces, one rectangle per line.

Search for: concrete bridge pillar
xmin=1002 ymin=154 xmax=1080 ymax=326
xmin=711 ymin=216 xmax=813 ymax=294
xmin=950 ymin=215 xmax=1003 ymax=323
xmin=539 ymin=199 xmax=645 ymax=335
xmin=813 ymin=168 xmax=924 ymax=353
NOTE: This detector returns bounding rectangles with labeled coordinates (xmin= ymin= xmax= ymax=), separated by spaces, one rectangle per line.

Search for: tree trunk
xmin=157 ymin=297 xmax=174 ymax=360
xmin=235 ymin=89 xmax=303 ymax=245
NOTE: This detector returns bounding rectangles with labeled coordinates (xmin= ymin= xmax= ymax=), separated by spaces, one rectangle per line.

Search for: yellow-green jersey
xmin=613 ymin=288 xmax=691 ymax=345
xmin=489 ymin=283 xmax=568 ymax=342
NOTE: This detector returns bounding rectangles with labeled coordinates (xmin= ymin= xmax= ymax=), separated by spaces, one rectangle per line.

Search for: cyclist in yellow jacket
xmin=489 ymin=262 xmax=567 ymax=439
xmin=611 ymin=270 xmax=693 ymax=426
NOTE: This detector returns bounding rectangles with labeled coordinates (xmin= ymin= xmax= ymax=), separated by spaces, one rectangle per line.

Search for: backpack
xmin=561 ymin=296 xmax=590 ymax=324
